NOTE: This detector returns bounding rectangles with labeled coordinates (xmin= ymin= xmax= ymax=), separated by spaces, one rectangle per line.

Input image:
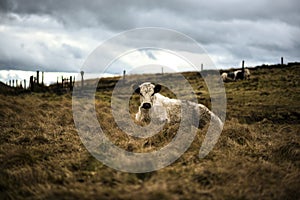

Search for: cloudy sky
xmin=0 ymin=0 xmax=299 ymax=74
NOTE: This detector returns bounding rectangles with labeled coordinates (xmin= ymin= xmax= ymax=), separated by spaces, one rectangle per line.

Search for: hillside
xmin=0 ymin=64 xmax=299 ymax=199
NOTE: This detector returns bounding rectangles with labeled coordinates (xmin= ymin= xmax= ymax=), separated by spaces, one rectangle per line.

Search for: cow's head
xmin=244 ymin=68 xmax=251 ymax=80
xmin=133 ymin=82 xmax=161 ymax=109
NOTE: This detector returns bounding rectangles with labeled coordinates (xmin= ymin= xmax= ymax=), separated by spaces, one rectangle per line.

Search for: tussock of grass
xmin=274 ymin=142 xmax=300 ymax=164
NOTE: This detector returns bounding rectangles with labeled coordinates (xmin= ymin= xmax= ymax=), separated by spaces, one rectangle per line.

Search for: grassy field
xmin=0 ymin=65 xmax=299 ymax=199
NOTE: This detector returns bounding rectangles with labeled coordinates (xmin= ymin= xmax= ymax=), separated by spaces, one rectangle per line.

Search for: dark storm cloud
xmin=0 ymin=0 xmax=299 ymax=71
xmin=2 ymin=0 xmax=299 ymax=29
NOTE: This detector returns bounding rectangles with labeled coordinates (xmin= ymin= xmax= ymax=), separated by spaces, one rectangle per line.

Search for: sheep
xmin=133 ymin=82 xmax=223 ymax=129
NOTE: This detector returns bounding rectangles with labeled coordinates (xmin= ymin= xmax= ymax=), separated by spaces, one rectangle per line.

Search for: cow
xmin=133 ymin=82 xmax=223 ymax=129
xmin=235 ymin=68 xmax=251 ymax=80
xmin=228 ymin=71 xmax=237 ymax=80
xmin=221 ymin=68 xmax=250 ymax=82
xmin=221 ymin=72 xmax=228 ymax=81
xmin=244 ymin=68 xmax=251 ymax=80
xmin=235 ymin=70 xmax=244 ymax=80
xmin=221 ymin=71 xmax=235 ymax=82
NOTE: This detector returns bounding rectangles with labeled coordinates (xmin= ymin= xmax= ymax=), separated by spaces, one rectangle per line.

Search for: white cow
xmin=134 ymin=82 xmax=223 ymax=129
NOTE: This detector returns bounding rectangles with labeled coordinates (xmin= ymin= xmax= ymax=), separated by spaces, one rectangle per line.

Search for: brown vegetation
xmin=0 ymin=65 xmax=299 ymax=199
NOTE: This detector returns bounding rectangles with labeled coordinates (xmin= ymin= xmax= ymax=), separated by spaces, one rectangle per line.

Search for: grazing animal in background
xmin=244 ymin=68 xmax=251 ymax=80
xmin=133 ymin=82 xmax=223 ymax=129
xmin=221 ymin=72 xmax=228 ymax=81
xmin=228 ymin=71 xmax=236 ymax=80
xmin=235 ymin=68 xmax=251 ymax=80
xmin=221 ymin=68 xmax=250 ymax=81
xmin=235 ymin=70 xmax=244 ymax=80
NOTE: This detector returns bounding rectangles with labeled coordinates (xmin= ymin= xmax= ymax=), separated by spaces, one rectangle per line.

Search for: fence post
xmin=42 ymin=71 xmax=44 ymax=85
xmin=24 ymin=79 xmax=26 ymax=89
xmin=9 ymin=80 xmax=11 ymax=86
xmin=123 ymin=70 xmax=126 ymax=81
xmin=30 ymin=76 xmax=34 ymax=91
xmin=16 ymin=80 xmax=18 ymax=87
xmin=281 ymin=57 xmax=284 ymax=66
xmin=69 ymin=76 xmax=73 ymax=90
xmin=56 ymin=77 xmax=59 ymax=91
xmin=80 ymin=71 xmax=84 ymax=88
xmin=12 ymin=80 xmax=15 ymax=87
xmin=242 ymin=60 xmax=245 ymax=80
xmin=61 ymin=76 xmax=64 ymax=88
xmin=36 ymin=70 xmax=39 ymax=85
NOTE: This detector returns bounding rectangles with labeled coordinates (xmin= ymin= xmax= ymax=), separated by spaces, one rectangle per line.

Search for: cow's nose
xmin=142 ymin=103 xmax=151 ymax=109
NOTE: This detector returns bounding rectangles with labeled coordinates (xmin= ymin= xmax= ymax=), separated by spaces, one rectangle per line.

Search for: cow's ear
xmin=132 ymin=84 xmax=140 ymax=94
xmin=154 ymin=84 xmax=161 ymax=93
xmin=135 ymin=87 xmax=140 ymax=94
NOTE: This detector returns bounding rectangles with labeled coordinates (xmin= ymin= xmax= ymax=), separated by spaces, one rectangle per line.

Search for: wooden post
xmin=24 ymin=79 xmax=26 ymax=89
xmin=30 ymin=76 xmax=34 ymax=91
xmin=201 ymin=64 xmax=203 ymax=71
xmin=12 ymin=80 xmax=15 ymax=87
xmin=56 ymin=77 xmax=59 ymax=91
xmin=242 ymin=60 xmax=245 ymax=80
xmin=123 ymin=70 xmax=126 ymax=80
xmin=80 ymin=71 xmax=84 ymax=88
xmin=161 ymin=67 xmax=164 ymax=75
xmin=36 ymin=70 xmax=39 ymax=85
xmin=281 ymin=57 xmax=284 ymax=66
xmin=16 ymin=80 xmax=18 ymax=87
xmin=42 ymin=71 xmax=44 ymax=85
xmin=9 ymin=80 xmax=11 ymax=87
xmin=61 ymin=76 xmax=64 ymax=88
xmin=70 ymin=76 xmax=73 ymax=90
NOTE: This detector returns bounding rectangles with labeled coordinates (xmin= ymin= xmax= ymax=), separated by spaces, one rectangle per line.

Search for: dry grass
xmin=0 ymin=65 xmax=299 ymax=199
